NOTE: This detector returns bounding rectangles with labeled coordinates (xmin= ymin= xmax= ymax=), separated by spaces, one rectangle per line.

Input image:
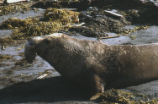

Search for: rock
xmin=124 ymin=7 xmax=158 ymax=24
xmin=79 ymin=0 xmax=158 ymax=8
xmin=137 ymin=0 xmax=158 ymax=7
xmin=4 ymin=0 xmax=30 ymax=4
xmin=69 ymin=7 xmax=129 ymax=37
xmin=104 ymin=10 xmax=123 ymax=19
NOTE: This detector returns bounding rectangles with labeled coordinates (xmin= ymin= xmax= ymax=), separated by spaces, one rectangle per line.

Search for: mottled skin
xmin=25 ymin=33 xmax=158 ymax=100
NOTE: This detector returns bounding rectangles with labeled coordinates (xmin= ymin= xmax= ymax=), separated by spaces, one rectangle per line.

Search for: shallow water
xmin=0 ymin=45 xmax=24 ymax=55
xmin=0 ymin=8 xmax=45 ymax=24
xmin=0 ymin=30 xmax=12 ymax=38
xmin=127 ymin=80 xmax=158 ymax=99
xmin=72 ymin=33 xmax=132 ymax=45
xmin=130 ymin=26 xmax=158 ymax=44
xmin=101 ymin=36 xmax=131 ymax=45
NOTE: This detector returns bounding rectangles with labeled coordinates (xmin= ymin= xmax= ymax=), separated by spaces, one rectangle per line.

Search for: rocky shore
xmin=1 ymin=0 xmax=158 ymax=104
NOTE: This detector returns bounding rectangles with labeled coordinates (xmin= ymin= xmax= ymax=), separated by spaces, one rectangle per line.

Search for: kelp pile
xmin=0 ymin=2 xmax=32 ymax=16
xmin=44 ymin=8 xmax=79 ymax=24
xmin=0 ymin=18 xmax=35 ymax=29
xmin=99 ymin=89 xmax=158 ymax=104
xmin=0 ymin=54 xmax=13 ymax=63
xmin=14 ymin=21 xmax=63 ymax=38
xmin=0 ymin=8 xmax=79 ymax=43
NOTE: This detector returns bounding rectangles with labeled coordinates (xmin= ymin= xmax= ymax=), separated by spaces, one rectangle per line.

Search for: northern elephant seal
xmin=25 ymin=33 xmax=158 ymax=100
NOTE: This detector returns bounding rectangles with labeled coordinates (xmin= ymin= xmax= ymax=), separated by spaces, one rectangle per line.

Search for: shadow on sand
xmin=0 ymin=76 xmax=91 ymax=104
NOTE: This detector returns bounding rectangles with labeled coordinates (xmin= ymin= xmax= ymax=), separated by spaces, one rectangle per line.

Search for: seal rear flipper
xmin=89 ymin=74 xmax=105 ymax=100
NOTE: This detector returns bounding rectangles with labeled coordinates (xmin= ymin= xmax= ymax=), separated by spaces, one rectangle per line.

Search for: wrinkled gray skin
xmin=25 ymin=33 xmax=158 ymax=100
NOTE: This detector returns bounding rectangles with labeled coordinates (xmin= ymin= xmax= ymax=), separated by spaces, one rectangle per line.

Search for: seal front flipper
xmin=89 ymin=74 xmax=105 ymax=100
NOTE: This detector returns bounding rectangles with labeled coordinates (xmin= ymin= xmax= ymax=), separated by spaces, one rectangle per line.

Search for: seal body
xmin=25 ymin=33 xmax=158 ymax=99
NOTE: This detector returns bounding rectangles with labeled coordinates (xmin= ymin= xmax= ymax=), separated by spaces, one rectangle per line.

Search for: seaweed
xmin=0 ymin=54 xmax=13 ymax=63
xmin=99 ymin=89 xmax=158 ymax=104
xmin=44 ymin=8 xmax=79 ymax=25
xmin=0 ymin=8 xmax=79 ymax=43
xmin=121 ymin=25 xmax=149 ymax=35
xmin=0 ymin=2 xmax=32 ymax=16
xmin=0 ymin=18 xmax=36 ymax=29
xmin=12 ymin=21 xmax=63 ymax=39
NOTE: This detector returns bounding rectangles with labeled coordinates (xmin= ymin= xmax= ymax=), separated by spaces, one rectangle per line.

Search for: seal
xmin=25 ymin=33 xmax=158 ymax=100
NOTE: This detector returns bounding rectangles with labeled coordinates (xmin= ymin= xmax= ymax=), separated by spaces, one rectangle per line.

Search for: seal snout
xmin=24 ymin=38 xmax=39 ymax=63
